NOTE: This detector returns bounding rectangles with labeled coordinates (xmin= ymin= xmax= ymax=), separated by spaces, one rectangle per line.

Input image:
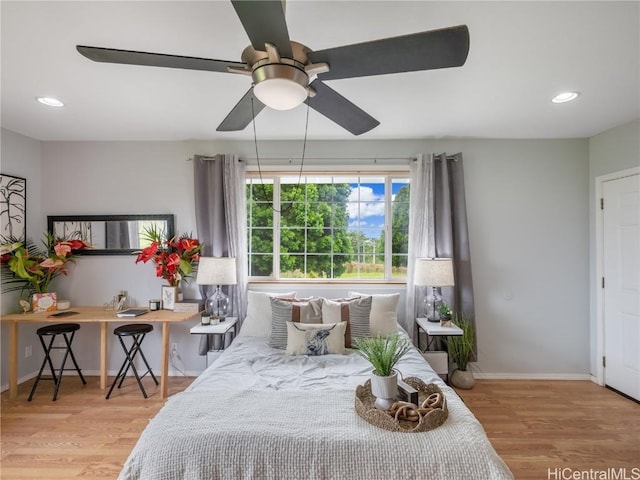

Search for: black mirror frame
xmin=47 ymin=214 xmax=175 ymax=256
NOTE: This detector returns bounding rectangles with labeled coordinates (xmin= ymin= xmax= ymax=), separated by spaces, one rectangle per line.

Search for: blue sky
xmin=347 ymin=181 xmax=408 ymax=238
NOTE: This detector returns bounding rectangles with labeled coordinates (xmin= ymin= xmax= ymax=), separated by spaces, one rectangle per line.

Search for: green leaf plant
xmin=354 ymin=333 xmax=411 ymax=377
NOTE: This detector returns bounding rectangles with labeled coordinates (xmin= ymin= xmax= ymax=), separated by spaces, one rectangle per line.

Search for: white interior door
xmin=603 ymin=173 xmax=640 ymax=400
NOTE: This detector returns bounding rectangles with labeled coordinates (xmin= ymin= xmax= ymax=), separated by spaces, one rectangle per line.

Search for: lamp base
xmin=205 ymin=285 xmax=230 ymax=320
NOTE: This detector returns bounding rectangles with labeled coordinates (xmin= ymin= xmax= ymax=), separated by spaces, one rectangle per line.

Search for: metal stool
xmin=106 ymin=324 xmax=158 ymax=399
xmin=29 ymin=323 xmax=86 ymax=401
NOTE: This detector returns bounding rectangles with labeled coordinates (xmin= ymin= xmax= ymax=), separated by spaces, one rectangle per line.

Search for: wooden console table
xmin=1 ymin=307 xmax=199 ymax=400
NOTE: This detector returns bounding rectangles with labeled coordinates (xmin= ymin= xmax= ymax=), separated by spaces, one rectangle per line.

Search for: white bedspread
xmin=119 ymin=334 xmax=513 ymax=480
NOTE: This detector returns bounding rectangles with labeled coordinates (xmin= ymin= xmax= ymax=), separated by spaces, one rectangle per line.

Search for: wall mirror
xmin=47 ymin=214 xmax=175 ymax=256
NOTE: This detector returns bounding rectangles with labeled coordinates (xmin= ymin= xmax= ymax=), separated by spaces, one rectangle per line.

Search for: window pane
xmin=247 ymin=181 xmax=273 ymax=201
xmin=391 ymin=180 xmax=410 ymax=258
xmin=391 ymin=255 xmax=408 ymax=278
xmin=249 ymin=203 xmax=273 ymax=227
xmin=280 ymin=228 xmax=304 ymax=253
xmin=249 ymin=229 xmax=273 ymax=254
xmin=281 ymin=183 xmax=305 ymax=202
xmin=280 ymin=254 xmax=305 ymax=278
xmin=307 ymin=228 xmax=332 ymax=253
xmin=249 ymin=254 xmax=273 ymax=277
xmin=306 ymin=254 xmax=332 ymax=278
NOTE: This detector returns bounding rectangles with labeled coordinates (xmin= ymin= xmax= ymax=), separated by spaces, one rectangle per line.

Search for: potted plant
xmin=354 ymin=333 xmax=411 ymax=409
xmin=438 ymin=302 xmax=453 ymax=321
xmin=135 ymin=225 xmax=203 ymax=288
xmin=447 ymin=313 xmax=475 ymax=389
xmin=1 ymin=234 xmax=90 ymax=311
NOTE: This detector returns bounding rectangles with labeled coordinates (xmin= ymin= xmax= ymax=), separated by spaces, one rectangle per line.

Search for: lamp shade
xmin=414 ymin=258 xmax=455 ymax=287
xmin=196 ymin=257 xmax=237 ymax=286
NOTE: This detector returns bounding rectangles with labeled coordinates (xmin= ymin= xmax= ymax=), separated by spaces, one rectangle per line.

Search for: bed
xmin=118 ymin=293 xmax=513 ymax=480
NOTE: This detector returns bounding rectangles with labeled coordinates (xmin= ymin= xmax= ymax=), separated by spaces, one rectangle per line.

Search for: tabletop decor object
xmin=355 ymin=377 xmax=448 ymax=432
xmin=414 ymin=258 xmax=455 ymax=322
xmin=1 ymin=234 xmax=90 ymax=311
xmin=135 ymin=224 xmax=203 ymax=287
xmin=353 ymin=333 xmax=411 ymax=410
xmin=196 ymin=257 xmax=237 ymax=319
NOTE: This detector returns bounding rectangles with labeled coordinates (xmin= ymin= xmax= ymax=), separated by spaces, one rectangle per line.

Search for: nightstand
xmin=190 ymin=317 xmax=238 ymax=366
xmin=416 ymin=317 xmax=463 ymax=381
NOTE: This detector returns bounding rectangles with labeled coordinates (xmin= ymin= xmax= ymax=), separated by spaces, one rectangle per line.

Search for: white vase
xmin=370 ymin=370 xmax=398 ymax=410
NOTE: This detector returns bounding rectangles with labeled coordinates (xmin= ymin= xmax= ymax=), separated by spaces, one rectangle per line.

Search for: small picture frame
xmin=161 ymin=286 xmax=178 ymax=310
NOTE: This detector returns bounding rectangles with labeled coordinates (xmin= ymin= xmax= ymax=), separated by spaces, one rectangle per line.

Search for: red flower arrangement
xmin=135 ymin=226 xmax=203 ymax=286
xmin=1 ymin=233 xmax=91 ymax=294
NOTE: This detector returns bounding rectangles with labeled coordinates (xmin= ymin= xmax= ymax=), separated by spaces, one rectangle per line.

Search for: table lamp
xmin=414 ymin=258 xmax=455 ymax=322
xmin=196 ymin=257 xmax=237 ymax=320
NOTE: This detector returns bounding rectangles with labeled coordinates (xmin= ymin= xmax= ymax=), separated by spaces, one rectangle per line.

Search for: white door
xmin=603 ymin=173 xmax=640 ymax=400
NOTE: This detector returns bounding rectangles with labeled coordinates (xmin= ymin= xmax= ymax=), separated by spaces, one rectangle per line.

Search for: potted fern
xmin=354 ymin=333 xmax=411 ymax=409
xmin=447 ymin=313 xmax=475 ymax=389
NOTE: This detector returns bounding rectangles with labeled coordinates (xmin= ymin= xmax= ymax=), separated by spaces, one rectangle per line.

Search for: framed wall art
xmin=0 ymin=174 xmax=26 ymax=243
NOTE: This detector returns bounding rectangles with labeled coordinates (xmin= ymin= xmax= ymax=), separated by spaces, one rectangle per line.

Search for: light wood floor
xmin=1 ymin=377 xmax=639 ymax=479
xmin=455 ymin=380 xmax=640 ymax=479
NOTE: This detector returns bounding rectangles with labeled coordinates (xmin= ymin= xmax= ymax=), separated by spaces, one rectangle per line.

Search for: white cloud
xmin=347 ymin=186 xmax=385 ymax=219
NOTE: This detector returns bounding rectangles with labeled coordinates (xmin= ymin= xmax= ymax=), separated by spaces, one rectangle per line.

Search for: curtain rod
xmin=188 ymin=156 xmax=416 ymax=162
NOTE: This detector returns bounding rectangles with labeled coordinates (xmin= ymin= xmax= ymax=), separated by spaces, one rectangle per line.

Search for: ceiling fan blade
xmin=308 ymin=25 xmax=469 ymax=80
xmin=306 ymin=80 xmax=379 ymax=136
xmin=231 ymin=0 xmax=292 ymax=58
xmin=217 ymin=89 xmax=266 ymax=132
xmin=76 ymin=45 xmax=246 ymax=73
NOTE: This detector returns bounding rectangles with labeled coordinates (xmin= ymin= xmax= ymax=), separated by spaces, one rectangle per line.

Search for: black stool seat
xmin=113 ymin=323 xmax=154 ymax=336
xmin=29 ymin=322 xmax=86 ymax=401
xmin=106 ymin=323 xmax=158 ymax=399
xmin=37 ymin=323 xmax=81 ymax=335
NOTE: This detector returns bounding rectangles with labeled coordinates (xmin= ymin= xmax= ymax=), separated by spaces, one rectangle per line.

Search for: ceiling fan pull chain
xmin=250 ymin=97 xmax=309 ymax=214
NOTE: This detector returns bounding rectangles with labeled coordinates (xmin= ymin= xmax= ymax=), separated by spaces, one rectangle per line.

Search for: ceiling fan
xmin=76 ymin=1 xmax=469 ymax=136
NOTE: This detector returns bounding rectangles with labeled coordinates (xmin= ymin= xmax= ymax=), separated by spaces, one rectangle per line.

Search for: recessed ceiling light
xmin=36 ymin=97 xmax=64 ymax=107
xmin=551 ymin=91 xmax=580 ymax=104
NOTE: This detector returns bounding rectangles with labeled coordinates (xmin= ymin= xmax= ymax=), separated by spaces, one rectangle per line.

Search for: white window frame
xmin=246 ymin=170 xmax=410 ymax=283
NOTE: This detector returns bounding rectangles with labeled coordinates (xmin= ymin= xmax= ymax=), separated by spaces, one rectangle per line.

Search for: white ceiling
xmin=1 ymin=1 xmax=638 ymax=142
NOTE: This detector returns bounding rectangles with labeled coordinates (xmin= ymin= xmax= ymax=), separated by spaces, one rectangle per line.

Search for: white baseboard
xmin=474 ymin=372 xmax=592 ymax=381
xmin=590 ymin=374 xmax=603 ymax=385
xmin=0 ymin=369 xmax=200 ymax=393
xmin=2 ymin=370 xmax=595 ymax=393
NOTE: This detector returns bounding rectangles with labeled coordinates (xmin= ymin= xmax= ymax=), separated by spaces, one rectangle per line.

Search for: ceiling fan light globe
xmin=252 ymin=63 xmax=309 ymax=110
xmin=254 ymin=78 xmax=307 ymax=110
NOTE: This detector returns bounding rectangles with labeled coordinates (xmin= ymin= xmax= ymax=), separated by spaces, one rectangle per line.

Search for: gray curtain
xmin=105 ymin=221 xmax=131 ymax=249
xmin=407 ymin=153 xmax=476 ymax=358
xmin=194 ymin=154 xmax=248 ymax=354
xmin=406 ymin=153 xmax=432 ymax=340
xmin=431 ymin=153 xmax=477 ymax=359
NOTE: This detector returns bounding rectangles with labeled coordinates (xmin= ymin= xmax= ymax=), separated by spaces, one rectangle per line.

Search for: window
xmin=246 ymin=174 xmax=410 ymax=280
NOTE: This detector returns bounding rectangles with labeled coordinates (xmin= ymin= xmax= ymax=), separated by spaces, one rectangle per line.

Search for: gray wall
xmin=1 ymin=129 xmax=596 ymax=388
xmin=588 ymin=119 xmax=640 ymax=375
xmin=1 ymin=130 xmax=45 ymax=384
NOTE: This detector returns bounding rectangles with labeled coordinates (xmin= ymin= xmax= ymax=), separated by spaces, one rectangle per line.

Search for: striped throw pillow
xmin=321 ymin=296 xmax=372 ymax=347
xmin=269 ymin=297 xmax=323 ymax=349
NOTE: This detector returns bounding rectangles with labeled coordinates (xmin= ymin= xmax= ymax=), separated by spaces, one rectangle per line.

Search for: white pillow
xmin=239 ymin=291 xmax=296 ymax=337
xmin=285 ymin=321 xmax=346 ymax=356
xmin=348 ymin=292 xmax=400 ymax=336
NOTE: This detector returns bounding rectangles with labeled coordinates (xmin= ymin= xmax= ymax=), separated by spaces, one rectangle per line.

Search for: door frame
xmin=594 ymin=166 xmax=639 ymax=386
